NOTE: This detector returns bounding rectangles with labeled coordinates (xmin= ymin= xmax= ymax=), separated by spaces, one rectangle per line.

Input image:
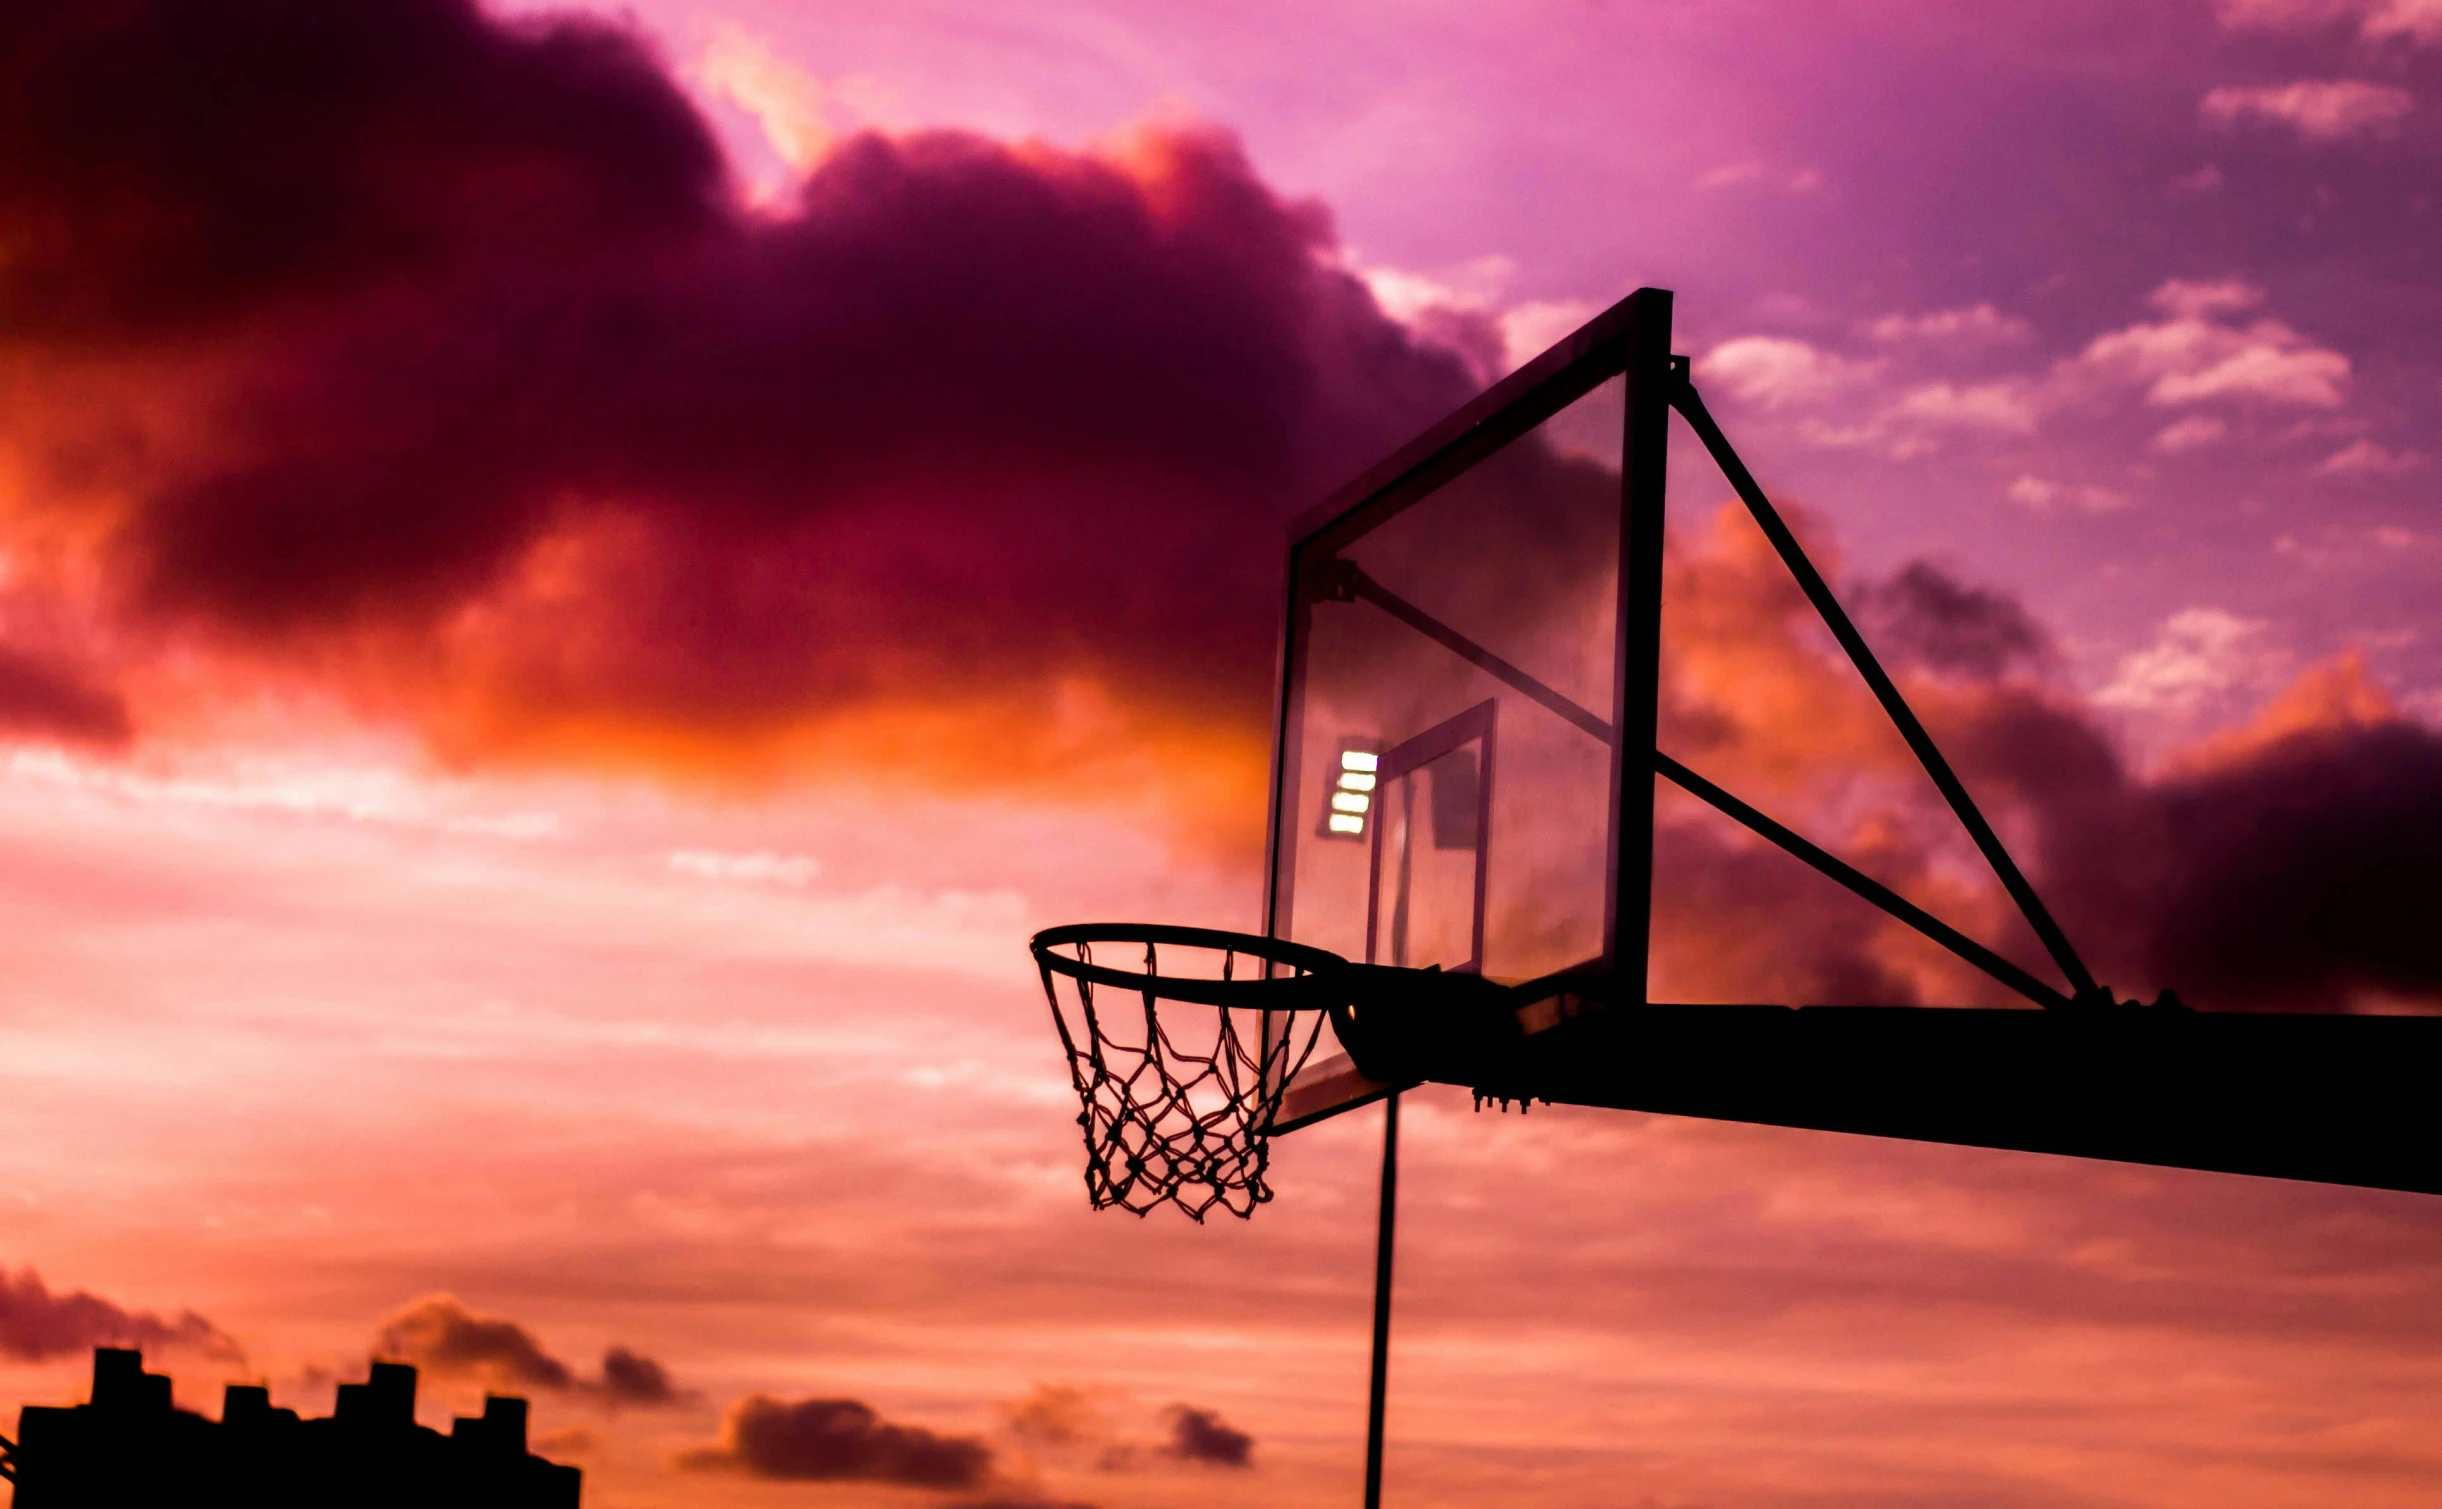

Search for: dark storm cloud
xmin=1915 ymin=666 xmax=2442 ymax=1012
xmin=0 ymin=1265 xmax=240 ymax=1362
xmin=1857 ymin=561 xmax=2050 ymax=681
xmin=596 ymin=1343 xmax=680 ymax=1405
xmin=0 ymin=0 xmax=721 ymax=340
xmin=373 ymin=1294 xmax=683 ymax=1403
xmin=1158 ymin=1404 xmax=1254 ymax=1467
xmin=678 ymin=1394 xmax=994 ymax=1487
xmin=2070 ymin=719 xmax=2442 ymax=1011
xmin=0 ymin=0 xmax=1476 ymax=759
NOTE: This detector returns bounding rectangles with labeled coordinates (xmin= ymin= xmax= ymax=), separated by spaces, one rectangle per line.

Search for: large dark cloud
xmin=0 ymin=0 xmax=721 ymax=339
xmin=1876 ymin=654 xmax=2442 ymax=1013
xmin=0 ymin=1265 xmax=240 ymax=1362
xmin=2140 ymin=721 xmax=2442 ymax=1009
xmin=2011 ymin=710 xmax=2442 ymax=1012
xmin=0 ymin=0 xmax=1476 ymax=769
xmin=679 ymin=1393 xmax=994 ymax=1487
xmin=1855 ymin=561 xmax=2049 ymax=682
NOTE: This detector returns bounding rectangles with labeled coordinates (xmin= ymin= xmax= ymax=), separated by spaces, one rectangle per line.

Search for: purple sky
xmin=577 ymin=0 xmax=2442 ymax=742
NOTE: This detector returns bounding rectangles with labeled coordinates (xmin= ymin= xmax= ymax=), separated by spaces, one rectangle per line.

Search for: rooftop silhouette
xmin=0 ymin=1347 xmax=581 ymax=1506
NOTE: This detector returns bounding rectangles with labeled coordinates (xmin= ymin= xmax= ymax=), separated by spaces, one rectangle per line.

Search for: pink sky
xmin=2 ymin=1 xmax=2441 ymax=1506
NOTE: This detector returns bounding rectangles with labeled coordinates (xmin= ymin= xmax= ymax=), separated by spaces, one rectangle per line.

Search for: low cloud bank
xmin=679 ymin=1394 xmax=993 ymax=1486
xmin=373 ymin=1294 xmax=682 ymax=1405
xmin=0 ymin=1266 xmax=240 ymax=1363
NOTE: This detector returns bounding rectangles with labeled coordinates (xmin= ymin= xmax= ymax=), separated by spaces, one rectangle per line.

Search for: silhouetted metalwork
xmin=1362 ymin=1089 xmax=1400 ymax=1509
xmin=8 ymin=1347 xmax=581 ymax=1507
xmin=1032 ymin=285 xmax=2442 ymax=1509
xmin=1668 ymin=378 xmax=2106 ymax=1004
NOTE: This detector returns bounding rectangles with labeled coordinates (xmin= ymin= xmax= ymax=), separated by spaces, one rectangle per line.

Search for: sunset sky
xmin=3 ymin=1 xmax=2442 ymax=1506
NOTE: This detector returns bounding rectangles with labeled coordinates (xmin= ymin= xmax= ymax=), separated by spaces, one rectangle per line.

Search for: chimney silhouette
xmin=333 ymin=1361 xmax=418 ymax=1428
xmin=88 ymin=1348 xmax=171 ymax=1415
xmin=453 ymin=1394 xmax=529 ymax=1455
xmin=222 ymin=1383 xmax=273 ymax=1425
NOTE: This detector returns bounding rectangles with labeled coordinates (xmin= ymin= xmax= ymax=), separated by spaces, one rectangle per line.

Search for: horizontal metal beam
xmin=1459 ymin=1004 xmax=2442 ymax=1198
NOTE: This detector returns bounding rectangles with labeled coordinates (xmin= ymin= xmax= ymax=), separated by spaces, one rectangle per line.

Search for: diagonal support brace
xmin=1671 ymin=379 xmax=2104 ymax=1006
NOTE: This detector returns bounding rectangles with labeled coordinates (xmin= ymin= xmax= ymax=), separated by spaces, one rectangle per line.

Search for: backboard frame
xmin=1257 ymin=286 xmax=2139 ymax=1138
xmin=1264 ymin=289 xmax=1675 ymax=997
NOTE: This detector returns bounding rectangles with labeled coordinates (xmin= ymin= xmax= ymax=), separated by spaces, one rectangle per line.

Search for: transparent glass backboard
xmin=1270 ymin=372 xmax=1627 ymax=986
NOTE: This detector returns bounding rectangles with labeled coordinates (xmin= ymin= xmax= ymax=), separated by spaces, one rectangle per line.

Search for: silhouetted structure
xmin=0 ymin=1348 xmax=580 ymax=1506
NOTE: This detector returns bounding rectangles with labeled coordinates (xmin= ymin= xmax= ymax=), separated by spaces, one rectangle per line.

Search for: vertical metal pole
xmin=1362 ymin=1090 xmax=1401 ymax=1509
xmin=1605 ymin=289 xmax=1675 ymax=1004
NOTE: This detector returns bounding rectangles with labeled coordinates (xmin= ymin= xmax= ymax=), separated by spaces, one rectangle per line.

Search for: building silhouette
xmin=0 ymin=1347 xmax=581 ymax=1506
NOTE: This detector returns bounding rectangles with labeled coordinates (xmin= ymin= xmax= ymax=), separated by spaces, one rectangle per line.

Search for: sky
xmin=0 ymin=1 xmax=2440 ymax=1506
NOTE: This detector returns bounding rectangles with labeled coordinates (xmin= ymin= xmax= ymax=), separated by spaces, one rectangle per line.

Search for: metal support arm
xmin=1669 ymin=380 xmax=2103 ymax=1006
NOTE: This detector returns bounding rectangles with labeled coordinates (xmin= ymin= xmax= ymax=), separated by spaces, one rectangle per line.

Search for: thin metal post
xmin=1606 ymin=290 xmax=1674 ymax=1001
xmin=1362 ymin=1090 xmax=1401 ymax=1509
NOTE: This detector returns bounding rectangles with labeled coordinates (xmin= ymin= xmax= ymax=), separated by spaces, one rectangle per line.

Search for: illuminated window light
xmin=1322 ymin=739 xmax=1380 ymax=841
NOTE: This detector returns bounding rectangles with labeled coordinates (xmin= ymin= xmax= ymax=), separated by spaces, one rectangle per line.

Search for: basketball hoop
xmin=1030 ymin=923 xmax=1349 ymax=1221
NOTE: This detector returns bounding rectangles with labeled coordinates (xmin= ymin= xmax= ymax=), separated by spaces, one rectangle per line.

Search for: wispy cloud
xmin=2316 ymin=439 xmax=2428 ymax=475
xmin=2006 ymin=474 xmax=2128 ymax=513
xmin=2151 ymin=415 xmax=2231 ymax=453
xmin=1699 ymin=336 xmax=1880 ymax=408
xmin=2096 ymin=607 xmax=2287 ymax=711
xmin=2201 ymin=79 xmax=2414 ymax=141
xmin=1863 ymin=303 xmax=2032 ymax=346
xmin=2075 ymin=281 xmax=2350 ymax=407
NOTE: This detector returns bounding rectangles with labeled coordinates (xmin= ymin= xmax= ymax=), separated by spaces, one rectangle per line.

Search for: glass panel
xmin=1274 ymin=374 xmax=1623 ymax=985
xmin=1369 ymin=745 xmax=1484 ymax=970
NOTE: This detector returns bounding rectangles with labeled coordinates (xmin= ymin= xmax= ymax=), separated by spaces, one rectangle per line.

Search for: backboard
xmin=1266 ymin=293 xmax=1672 ymax=997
